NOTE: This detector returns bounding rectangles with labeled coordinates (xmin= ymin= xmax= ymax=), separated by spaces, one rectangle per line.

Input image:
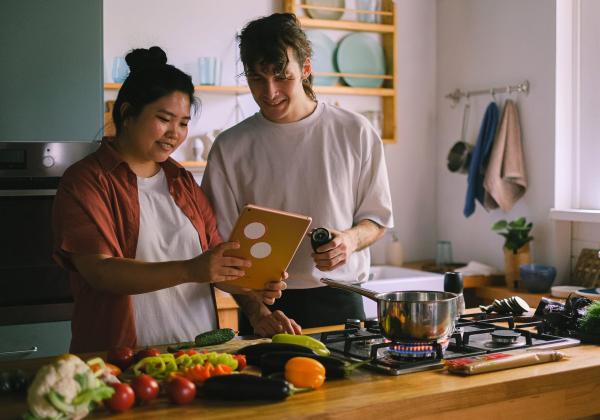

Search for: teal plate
xmin=306 ymin=30 xmax=339 ymax=86
xmin=304 ymin=0 xmax=345 ymax=20
xmin=336 ymin=33 xmax=386 ymax=88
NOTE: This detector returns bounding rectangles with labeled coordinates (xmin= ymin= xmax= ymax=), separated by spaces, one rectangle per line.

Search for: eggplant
xmin=201 ymin=374 xmax=291 ymax=401
xmin=259 ymin=351 xmax=359 ymax=379
xmin=236 ymin=343 xmax=316 ymax=366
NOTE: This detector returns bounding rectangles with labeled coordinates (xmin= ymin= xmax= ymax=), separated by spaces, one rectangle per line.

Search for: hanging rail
xmin=445 ymin=80 xmax=530 ymax=106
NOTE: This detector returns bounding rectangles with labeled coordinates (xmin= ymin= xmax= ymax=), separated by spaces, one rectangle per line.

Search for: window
xmin=552 ymin=0 xmax=600 ymax=222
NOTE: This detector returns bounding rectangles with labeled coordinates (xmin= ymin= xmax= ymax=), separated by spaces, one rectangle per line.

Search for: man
xmin=202 ymin=13 xmax=393 ymax=336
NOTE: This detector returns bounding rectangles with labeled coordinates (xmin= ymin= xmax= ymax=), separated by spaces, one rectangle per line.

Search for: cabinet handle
xmin=0 ymin=346 xmax=38 ymax=357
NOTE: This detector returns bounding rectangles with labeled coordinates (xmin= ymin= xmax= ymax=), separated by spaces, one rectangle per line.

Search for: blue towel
xmin=464 ymin=102 xmax=499 ymax=217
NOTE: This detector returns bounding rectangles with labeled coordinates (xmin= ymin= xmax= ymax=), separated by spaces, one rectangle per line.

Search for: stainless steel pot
xmin=321 ymin=278 xmax=458 ymax=341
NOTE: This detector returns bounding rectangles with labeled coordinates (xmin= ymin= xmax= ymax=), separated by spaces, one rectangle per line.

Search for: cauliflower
xmin=26 ymin=354 xmax=114 ymax=420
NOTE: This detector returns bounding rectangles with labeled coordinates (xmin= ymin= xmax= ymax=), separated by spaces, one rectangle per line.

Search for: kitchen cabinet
xmin=0 ymin=321 xmax=71 ymax=361
xmin=0 ymin=0 xmax=103 ymax=143
xmin=283 ymin=0 xmax=397 ymax=143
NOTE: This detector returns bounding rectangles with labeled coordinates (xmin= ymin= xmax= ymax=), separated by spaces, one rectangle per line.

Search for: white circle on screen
xmin=250 ymin=242 xmax=272 ymax=259
xmin=244 ymin=222 xmax=266 ymax=239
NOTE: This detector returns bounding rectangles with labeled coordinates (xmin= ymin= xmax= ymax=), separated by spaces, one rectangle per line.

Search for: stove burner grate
xmin=384 ymin=337 xmax=450 ymax=360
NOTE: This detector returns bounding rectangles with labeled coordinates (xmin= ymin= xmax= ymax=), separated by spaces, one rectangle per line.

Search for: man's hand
xmin=187 ymin=242 xmax=251 ymax=283
xmin=312 ymin=228 xmax=357 ymax=271
xmin=251 ymin=310 xmax=302 ymax=337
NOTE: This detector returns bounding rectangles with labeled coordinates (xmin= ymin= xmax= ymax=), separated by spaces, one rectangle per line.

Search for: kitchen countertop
xmin=2 ymin=324 xmax=600 ymax=419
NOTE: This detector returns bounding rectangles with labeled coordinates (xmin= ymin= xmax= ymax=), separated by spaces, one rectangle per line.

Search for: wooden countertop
xmin=2 ymin=326 xmax=600 ymax=419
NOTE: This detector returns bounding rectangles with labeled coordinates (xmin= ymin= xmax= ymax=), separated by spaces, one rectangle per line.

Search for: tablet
xmin=224 ymin=204 xmax=312 ymax=290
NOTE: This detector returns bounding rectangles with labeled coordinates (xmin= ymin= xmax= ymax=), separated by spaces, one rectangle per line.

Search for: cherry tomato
xmin=131 ymin=374 xmax=159 ymax=403
xmin=134 ymin=347 xmax=161 ymax=362
xmin=167 ymin=376 xmax=196 ymax=405
xmin=107 ymin=347 xmax=135 ymax=371
xmin=105 ymin=382 xmax=135 ymax=413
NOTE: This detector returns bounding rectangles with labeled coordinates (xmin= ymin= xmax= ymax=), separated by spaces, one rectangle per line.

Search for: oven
xmin=0 ymin=142 xmax=99 ymax=332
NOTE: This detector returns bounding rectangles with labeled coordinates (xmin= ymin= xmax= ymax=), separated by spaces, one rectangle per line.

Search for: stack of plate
xmin=575 ymin=288 xmax=600 ymax=300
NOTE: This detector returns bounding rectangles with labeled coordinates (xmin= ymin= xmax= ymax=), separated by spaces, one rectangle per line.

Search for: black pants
xmin=238 ymin=285 xmax=366 ymax=335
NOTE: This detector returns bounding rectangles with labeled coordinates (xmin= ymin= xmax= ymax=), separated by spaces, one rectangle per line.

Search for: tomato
xmin=107 ymin=347 xmax=135 ymax=371
xmin=131 ymin=374 xmax=159 ymax=402
xmin=134 ymin=347 xmax=161 ymax=362
xmin=105 ymin=382 xmax=135 ymax=413
xmin=167 ymin=376 xmax=196 ymax=405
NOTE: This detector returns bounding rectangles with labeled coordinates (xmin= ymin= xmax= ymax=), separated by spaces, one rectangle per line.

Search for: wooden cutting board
xmin=159 ymin=337 xmax=271 ymax=354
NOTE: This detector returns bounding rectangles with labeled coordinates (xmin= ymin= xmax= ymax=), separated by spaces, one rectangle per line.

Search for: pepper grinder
xmin=444 ymin=271 xmax=465 ymax=315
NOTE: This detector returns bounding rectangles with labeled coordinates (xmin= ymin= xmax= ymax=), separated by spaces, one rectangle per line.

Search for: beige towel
xmin=483 ymin=100 xmax=527 ymax=211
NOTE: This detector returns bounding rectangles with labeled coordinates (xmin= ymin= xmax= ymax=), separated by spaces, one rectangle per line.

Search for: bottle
xmin=444 ymin=271 xmax=465 ymax=315
xmin=385 ymin=232 xmax=404 ymax=266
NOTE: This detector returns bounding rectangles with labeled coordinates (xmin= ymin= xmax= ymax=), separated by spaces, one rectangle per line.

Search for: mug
xmin=198 ymin=57 xmax=220 ymax=85
xmin=112 ymin=57 xmax=129 ymax=83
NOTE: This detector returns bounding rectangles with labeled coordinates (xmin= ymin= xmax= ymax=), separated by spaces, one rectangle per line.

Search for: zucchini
xmin=201 ymin=374 xmax=291 ymax=401
xmin=194 ymin=328 xmax=235 ymax=347
xmin=236 ymin=343 xmax=316 ymax=366
xmin=260 ymin=351 xmax=353 ymax=379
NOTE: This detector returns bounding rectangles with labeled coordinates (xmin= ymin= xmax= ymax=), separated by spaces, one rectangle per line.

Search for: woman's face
xmin=123 ymin=91 xmax=191 ymax=163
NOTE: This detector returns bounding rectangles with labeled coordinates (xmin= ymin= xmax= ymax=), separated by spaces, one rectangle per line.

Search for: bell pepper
xmin=284 ymin=357 xmax=326 ymax=389
xmin=232 ymin=354 xmax=247 ymax=371
xmin=271 ymin=334 xmax=330 ymax=356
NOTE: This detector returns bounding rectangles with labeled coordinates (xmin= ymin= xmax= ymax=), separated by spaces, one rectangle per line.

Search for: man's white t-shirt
xmin=133 ymin=168 xmax=217 ymax=346
xmin=202 ymin=102 xmax=394 ymax=289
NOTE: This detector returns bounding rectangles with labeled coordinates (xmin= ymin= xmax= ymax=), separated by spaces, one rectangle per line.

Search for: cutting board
xmin=160 ymin=337 xmax=270 ymax=354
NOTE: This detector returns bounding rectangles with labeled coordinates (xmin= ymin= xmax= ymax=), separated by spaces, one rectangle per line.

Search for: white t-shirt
xmin=133 ymin=168 xmax=217 ymax=346
xmin=202 ymin=102 xmax=393 ymax=288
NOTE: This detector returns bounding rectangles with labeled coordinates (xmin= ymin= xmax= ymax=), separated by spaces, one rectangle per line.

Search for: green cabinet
xmin=0 ymin=321 xmax=71 ymax=361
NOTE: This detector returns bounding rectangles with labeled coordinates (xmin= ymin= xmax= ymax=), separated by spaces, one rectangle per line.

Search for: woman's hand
xmin=311 ymin=229 xmax=357 ymax=271
xmin=217 ymin=273 xmax=288 ymax=305
xmin=187 ymin=241 xmax=251 ymax=283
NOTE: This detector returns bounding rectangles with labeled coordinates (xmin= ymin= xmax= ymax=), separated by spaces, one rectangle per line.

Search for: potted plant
xmin=492 ymin=217 xmax=534 ymax=289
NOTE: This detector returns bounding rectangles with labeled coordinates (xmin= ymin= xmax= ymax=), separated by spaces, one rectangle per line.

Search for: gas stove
xmin=312 ymin=313 xmax=580 ymax=375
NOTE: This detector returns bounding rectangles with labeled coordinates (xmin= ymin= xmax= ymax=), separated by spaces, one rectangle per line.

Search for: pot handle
xmin=320 ymin=278 xmax=380 ymax=301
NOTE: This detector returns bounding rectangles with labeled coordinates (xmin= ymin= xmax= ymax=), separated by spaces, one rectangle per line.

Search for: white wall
xmin=435 ymin=0 xmax=556 ymax=271
xmin=371 ymin=0 xmax=438 ymax=264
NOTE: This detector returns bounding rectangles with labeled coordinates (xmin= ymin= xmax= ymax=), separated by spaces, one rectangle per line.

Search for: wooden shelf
xmin=297 ymin=16 xmax=395 ymax=33
xmin=179 ymin=160 xmax=206 ymax=168
xmin=104 ymin=83 xmax=250 ymax=94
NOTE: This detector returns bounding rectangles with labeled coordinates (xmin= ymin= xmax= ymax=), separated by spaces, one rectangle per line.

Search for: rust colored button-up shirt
xmin=52 ymin=140 xmax=222 ymax=353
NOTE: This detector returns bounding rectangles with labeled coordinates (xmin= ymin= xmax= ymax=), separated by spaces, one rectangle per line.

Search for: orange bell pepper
xmin=284 ymin=357 xmax=326 ymax=389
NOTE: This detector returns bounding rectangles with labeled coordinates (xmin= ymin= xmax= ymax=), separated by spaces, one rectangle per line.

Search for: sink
xmin=361 ymin=266 xmax=444 ymax=318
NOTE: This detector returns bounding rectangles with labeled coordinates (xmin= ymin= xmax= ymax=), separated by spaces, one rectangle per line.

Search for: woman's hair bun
xmin=125 ymin=46 xmax=168 ymax=73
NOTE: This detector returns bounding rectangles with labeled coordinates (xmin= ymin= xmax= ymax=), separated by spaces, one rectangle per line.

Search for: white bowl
xmin=575 ymin=288 xmax=600 ymax=300
xmin=551 ymin=285 xmax=582 ymax=298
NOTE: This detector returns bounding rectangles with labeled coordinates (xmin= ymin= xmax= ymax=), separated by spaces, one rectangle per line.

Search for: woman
xmin=52 ymin=46 xmax=285 ymax=353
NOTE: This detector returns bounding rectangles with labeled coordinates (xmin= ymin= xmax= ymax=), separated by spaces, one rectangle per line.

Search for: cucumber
xmin=194 ymin=328 xmax=235 ymax=347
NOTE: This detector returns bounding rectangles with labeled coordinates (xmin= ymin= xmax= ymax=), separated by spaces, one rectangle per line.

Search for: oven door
xmin=0 ymin=179 xmax=73 ymax=326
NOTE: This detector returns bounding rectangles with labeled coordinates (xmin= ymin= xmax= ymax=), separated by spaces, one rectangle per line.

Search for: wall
xmin=371 ymin=0 xmax=438 ymax=264
xmin=435 ymin=0 xmax=556 ymax=271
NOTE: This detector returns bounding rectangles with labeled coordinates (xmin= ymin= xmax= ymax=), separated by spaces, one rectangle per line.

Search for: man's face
xmin=246 ymin=48 xmax=313 ymax=124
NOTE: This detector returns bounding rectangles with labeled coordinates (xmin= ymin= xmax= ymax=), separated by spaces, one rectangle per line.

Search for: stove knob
xmin=42 ymin=155 xmax=55 ymax=168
